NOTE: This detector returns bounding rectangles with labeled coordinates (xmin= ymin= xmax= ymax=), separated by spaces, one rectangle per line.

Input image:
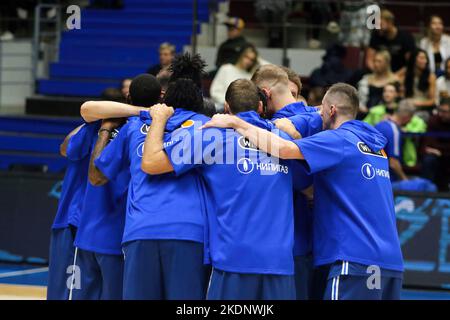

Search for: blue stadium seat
xmin=0 ymin=116 xmax=82 ymax=173
xmin=36 ymin=0 xmax=214 ymax=97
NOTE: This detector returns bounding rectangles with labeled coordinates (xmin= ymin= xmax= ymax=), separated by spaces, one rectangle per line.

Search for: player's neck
xmin=332 ymin=116 xmax=352 ymax=129
xmin=273 ymin=93 xmax=297 ymax=112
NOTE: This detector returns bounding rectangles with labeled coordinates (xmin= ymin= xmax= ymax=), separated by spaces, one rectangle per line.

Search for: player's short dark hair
xmin=129 ymin=74 xmax=161 ymax=107
xmin=164 ymin=78 xmax=204 ymax=113
xmin=225 ymin=79 xmax=260 ymax=114
xmin=325 ymin=83 xmax=359 ymax=118
xmin=169 ymin=52 xmax=207 ymax=88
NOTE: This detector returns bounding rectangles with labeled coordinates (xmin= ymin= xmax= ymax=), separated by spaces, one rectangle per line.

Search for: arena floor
xmin=0 ymin=263 xmax=449 ymax=300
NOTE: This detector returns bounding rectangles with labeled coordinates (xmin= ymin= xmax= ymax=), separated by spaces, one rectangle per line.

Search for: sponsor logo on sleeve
xmin=181 ymin=120 xmax=195 ymax=128
xmin=357 ymin=142 xmax=387 ymax=158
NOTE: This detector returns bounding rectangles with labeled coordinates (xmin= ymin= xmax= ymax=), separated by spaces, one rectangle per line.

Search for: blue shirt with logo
xmin=271 ymin=102 xmax=319 ymax=257
xmin=375 ymin=120 xmax=402 ymax=160
xmin=164 ymin=111 xmax=295 ymax=275
xmin=94 ymin=109 xmax=208 ymax=246
xmin=294 ymin=120 xmax=404 ymax=272
xmin=73 ymin=121 xmax=130 ymax=255
xmin=52 ymin=123 xmax=97 ymax=229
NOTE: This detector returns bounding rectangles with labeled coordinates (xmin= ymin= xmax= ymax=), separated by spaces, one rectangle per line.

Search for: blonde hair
xmin=374 ymin=49 xmax=393 ymax=75
xmin=381 ymin=9 xmax=395 ymax=24
xmin=251 ymin=64 xmax=289 ymax=93
xmin=279 ymin=66 xmax=302 ymax=93
xmin=159 ymin=42 xmax=175 ymax=54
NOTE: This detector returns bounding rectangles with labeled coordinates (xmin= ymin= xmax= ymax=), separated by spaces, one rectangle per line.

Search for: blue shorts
xmin=207 ymin=269 xmax=296 ymax=300
xmin=294 ymin=255 xmax=313 ymax=300
xmin=323 ymin=261 xmax=403 ymax=300
xmin=70 ymin=248 xmax=124 ymax=300
xmin=122 ymin=239 xmax=208 ymax=300
xmin=47 ymin=226 xmax=77 ymax=300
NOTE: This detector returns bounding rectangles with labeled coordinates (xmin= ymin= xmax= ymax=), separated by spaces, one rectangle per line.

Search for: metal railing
xmin=32 ymin=3 xmax=62 ymax=92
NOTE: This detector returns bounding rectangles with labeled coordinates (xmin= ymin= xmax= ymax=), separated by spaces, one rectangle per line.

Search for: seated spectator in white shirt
xmin=419 ymin=15 xmax=450 ymax=76
xmin=210 ymin=45 xmax=258 ymax=110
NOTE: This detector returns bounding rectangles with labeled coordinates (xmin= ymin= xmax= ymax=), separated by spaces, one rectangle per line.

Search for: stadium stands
xmin=0 ymin=116 xmax=82 ymax=173
xmin=37 ymin=0 xmax=211 ymax=97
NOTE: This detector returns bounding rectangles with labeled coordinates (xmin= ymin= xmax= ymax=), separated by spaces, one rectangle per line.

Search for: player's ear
xmin=256 ymin=100 xmax=264 ymax=115
xmin=224 ymin=102 xmax=231 ymax=114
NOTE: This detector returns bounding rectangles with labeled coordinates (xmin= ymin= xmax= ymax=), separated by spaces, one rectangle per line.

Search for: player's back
xmin=199 ymin=111 xmax=295 ymax=275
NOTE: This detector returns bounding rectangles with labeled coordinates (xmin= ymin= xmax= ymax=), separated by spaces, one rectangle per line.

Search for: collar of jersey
xmin=272 ymin=102 xmax=309 ymax=119
xmin=237 ymin=110 xmax=275 ymax=130
xmin=140 ymin=108 xmax=197 ymax=132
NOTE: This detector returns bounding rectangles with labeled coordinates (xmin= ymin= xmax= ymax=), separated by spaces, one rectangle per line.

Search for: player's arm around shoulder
xmin=80 ymin=100 xmax=147 ymax=123
xmin=141 ymin=104 xmax=175 ymax=175
xmin=202 ymin=114 xmax=304 ymax=160
xmin=89 ymin=118 xmax=125 ymax=186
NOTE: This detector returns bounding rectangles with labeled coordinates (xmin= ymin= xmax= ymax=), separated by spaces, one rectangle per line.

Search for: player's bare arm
xmin=141 ymin=104 xmax=175 ymax=175
xmin=273 ymin=118 xmax=302 ymax=140
xmin=389 ymin=157 xmax=408 ymax=181
xmin=89 ymin=118 xmax=125 ymax=186
xmin=59 ymin=124 xmax=85 ymax=157
xmin=202 ymin=114 xmax=304 ymax=160
xmin=80 ymin=101 xmax=147 ymax=123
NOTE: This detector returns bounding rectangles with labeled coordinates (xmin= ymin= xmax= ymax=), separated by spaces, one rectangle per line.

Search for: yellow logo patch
xmin=181 ymin=120 xmax=195 ymax=128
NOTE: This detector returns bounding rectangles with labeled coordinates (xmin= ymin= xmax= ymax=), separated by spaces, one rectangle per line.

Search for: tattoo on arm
xmin=88 ymin=130 xmax=111 ymax=186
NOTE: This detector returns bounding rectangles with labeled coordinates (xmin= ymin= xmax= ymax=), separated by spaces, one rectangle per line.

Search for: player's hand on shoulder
xmin=274 ymin=118 xmax=302 ymax=139
xmin=150 ymin=103 xmax=174 ymax=121
xmin=201 ymin=114 xmax=238 ymax=129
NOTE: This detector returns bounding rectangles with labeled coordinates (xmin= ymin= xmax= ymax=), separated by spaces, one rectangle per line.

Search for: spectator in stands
xmin=215 ymin=17 xmax=249 ymax=68
xmin=366 ymin=84 xmax=427 ymax=168
xmin=436 ymin=57 xmax=450 ymax=103
xmin=147 ymin=42 xmax=175 ymax=76
xmin=100 ymin=78 xmax=132 ymax=103
xmin=375 ymin=100 xmax=416 ymax=181
xmin=280 ymin=66 xmax=302 ymax=100
xmin=309 ymin=43 xmax=353 ymax=88
xmin=419 ymin=15 xmax=450 ymax=76
xmin=363 ymin=82 xmax=400 ymax=126
xmin=366 ymin=9 xmax=416 ymax=72
xmin=210 ymin=44 xmax=258 ymax=109
xmin=422 ymin=98 xmax=450 ymax=191
xmin=254 ymin=0 xmax=292 ymax=48
xmin=358 ymin=50 xmax=398 ymax=113
xmin=397 ymin=49 xmax=437 ymax=121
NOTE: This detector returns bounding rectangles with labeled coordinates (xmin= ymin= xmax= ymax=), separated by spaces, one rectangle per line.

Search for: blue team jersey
xmin=271 ymin=101 xmax=319 ymax=119
xmin=271 ymin=102 xmax=319 ymax=257
xmin=165 ymin=111 xmax=295 ymax=275
xmin=272 ymin=102 xmax=322 ymax=139
xmin=294 ymin=120 xmax=404 ymax=272
xmin=52 ymin=123 xmax=97 ymax=229
xmin=73 ymin=121 xmax=131 ymax=255
xmin=94 ymin=109 xmax=208 ymax=245
xmin=375 ymin=120 xmax=402 ymax=160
